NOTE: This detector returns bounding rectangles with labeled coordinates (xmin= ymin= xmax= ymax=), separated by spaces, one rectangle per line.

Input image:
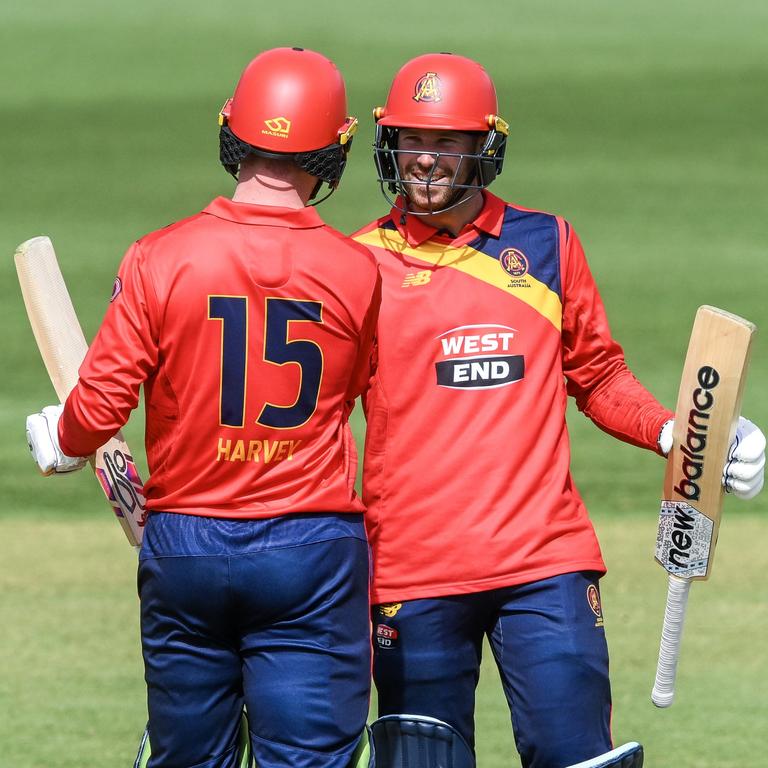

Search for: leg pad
xmin=370 ymin=714 xmax=475 ymax=768
xmin=133 ymin=712 xmax=253 ymax=768
xmin=565 ymin=742 xmax=643 ymax=768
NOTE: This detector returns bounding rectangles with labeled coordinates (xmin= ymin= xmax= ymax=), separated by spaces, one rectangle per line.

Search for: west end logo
xmin=262 ymin=117 xmax=291 ymax=139
xmin=499 ymin=248 xmax=529 ymax=278
xmin=435 ymin=324 xmax=525 ymax=389
xmin=413 ymin=72 xmax=442 ymax=103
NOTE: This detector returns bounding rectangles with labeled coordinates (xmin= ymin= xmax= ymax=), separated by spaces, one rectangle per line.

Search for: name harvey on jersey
xmin=435 ymin=324 xmax=524 ymax=389
xmin=216 ymin=437 xmax=301 ymax=464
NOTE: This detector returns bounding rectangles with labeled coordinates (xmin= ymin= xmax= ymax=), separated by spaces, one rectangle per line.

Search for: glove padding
xmin=658 ymin=416 xmax=765 ymax=500
xmin=26 ymin=404 xmax=88 ymax=475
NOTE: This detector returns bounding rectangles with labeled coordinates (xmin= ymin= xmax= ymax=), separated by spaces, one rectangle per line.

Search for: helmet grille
xmin=219 ymin=125 xmax=350 ymax=189
xmin=219 ymin=126 xmax=252 ymax=177
xmin=295 ymin=145 xmax=348 ymax=186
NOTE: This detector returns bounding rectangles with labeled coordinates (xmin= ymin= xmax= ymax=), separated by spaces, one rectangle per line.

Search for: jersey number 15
xmin=208 ymin=296 xmax=323 ymax=430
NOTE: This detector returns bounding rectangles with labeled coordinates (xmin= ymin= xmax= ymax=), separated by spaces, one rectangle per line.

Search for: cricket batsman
xmin=26 ymin=48 xmax=380 ymax=768
xmin=350 ymin=53 xmax=766 ymax=768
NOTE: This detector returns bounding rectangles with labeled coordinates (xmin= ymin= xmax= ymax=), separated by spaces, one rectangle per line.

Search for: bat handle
xmin=651 ymin=574 xmax=691 ymax=707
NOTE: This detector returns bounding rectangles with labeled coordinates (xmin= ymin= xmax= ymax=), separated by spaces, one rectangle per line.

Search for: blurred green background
xmin=1 ymin=1 xmax=766 ymax=766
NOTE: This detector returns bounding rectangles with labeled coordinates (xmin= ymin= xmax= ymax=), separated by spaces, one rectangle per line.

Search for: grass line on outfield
xmin=1 ymin=514 xmax=765 ymax=767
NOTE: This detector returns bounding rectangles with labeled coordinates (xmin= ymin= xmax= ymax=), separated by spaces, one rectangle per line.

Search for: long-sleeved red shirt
xmin=61 ymin=197 xmax=380 ymax=518
xmin=353 ymin=192 xmax=671 ymax=602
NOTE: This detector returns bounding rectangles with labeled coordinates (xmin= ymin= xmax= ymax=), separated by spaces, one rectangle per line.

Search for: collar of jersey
xmin=390 ymin=190 xmax=506 ymax=247
xmin=203 ymin=197 xmax=325 ymax=228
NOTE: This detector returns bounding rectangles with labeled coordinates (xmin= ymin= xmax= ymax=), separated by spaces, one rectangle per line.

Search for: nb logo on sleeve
xmin=401 ymin=270 xmax=432 ymax=287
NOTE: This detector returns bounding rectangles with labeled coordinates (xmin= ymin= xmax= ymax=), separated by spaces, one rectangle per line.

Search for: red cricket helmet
xmin=375 ymin=52 xmax=502 ymax=132
xmin=373 ymin=53 xmax=509 ymax=212
xmin=218 ymin=47 xmax=357 ymax=196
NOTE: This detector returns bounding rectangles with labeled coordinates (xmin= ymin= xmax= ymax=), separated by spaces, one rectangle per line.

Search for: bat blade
xmin=651 ymin=305 xmax=756 ymax=707
xmin=15 ymin=236 xmax=147 ymax=547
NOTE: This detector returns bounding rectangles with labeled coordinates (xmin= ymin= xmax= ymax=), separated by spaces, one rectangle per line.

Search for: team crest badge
xmin=110 ymin=276 xmax=122 ymax=302
xmin=587 ymin=584 xmax=604 ymax=627
xmin=413 ymin=72 xmax=442 ymax=103
xmin=499 ymin=248 xmax=529 ymax=278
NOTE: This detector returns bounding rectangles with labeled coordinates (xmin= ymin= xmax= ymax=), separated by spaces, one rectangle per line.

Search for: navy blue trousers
xmin=138 ymin=511 xmax=371 ymax=768
xmin=372 ymin=572 xmax=612 ymax=768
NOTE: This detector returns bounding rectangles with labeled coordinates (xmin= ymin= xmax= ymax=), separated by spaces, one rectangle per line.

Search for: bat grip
xmin=651 ymin=574 xmax=691 ymax=707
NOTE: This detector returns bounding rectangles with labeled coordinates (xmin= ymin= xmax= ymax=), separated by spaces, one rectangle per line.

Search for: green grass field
xmin=1 ymin=1 xmax=767 ymax=766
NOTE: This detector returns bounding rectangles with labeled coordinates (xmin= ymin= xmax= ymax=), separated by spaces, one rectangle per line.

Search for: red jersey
xmin=60 ymin=197 xmax=380 ymax=518
xmin=353 ymin=192 xmax=671 ymax=602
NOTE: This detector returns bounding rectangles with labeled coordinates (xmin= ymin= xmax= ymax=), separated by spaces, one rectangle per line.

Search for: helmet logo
xmin=413 ymin=72 xmax=442 ymax=103
xmin=262 ymin=117 xmax=291 ymax=139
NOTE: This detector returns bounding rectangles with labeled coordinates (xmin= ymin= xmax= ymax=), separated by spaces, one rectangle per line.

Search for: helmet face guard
xmin=373 ymin=119 xmax=508 ymax=215
xmin=372 ymin=52 xmax=509 ymax=215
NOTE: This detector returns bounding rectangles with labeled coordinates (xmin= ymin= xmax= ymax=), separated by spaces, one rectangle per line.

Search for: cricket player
xmin=352 ymin=53 xmax=766 ymax=768
xmin=26 ymin=48 xmax=379 ymax=768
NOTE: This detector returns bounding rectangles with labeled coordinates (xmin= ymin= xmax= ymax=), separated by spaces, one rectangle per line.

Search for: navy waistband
xmin=140 ymin=511 xmax=366 ymax=559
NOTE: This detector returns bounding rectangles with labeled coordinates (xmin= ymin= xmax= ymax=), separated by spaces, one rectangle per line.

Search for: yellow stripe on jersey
xmin=354 ymin=227 xmax=562 ymax=331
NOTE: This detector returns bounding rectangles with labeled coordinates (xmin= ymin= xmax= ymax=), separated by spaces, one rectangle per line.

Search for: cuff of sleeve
xmin=57 ymin=418 xmax=81 ymax=459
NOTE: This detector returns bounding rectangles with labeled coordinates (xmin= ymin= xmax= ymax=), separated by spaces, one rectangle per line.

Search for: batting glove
xmin=657 ymin=419 xmax=674 ymax=457
xmin=658 ymin=416 xmax=765 ymax=500
xmin=723 ymin=417 xmax=765 ymax=500
xmin=26 ymin=404 xmax=87 ymax=475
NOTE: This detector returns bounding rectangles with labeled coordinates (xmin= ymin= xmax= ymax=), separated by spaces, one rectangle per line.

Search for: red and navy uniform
xmin=354 ymin=191 xmax=671 ymax=767
xmin=61 ymin=197 xmax=380 ymax=768
xmin=61 ymin=197 xmax=378 ymax=519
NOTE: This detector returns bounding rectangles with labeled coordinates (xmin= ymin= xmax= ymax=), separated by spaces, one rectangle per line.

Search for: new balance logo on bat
xmin=674 ymin=365 xmax=720 ymax=502
xmin=667 ymin=505 xmax=695 ymax=569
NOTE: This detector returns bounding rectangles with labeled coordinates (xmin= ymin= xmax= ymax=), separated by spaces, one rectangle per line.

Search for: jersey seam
xmin=136 ymin=238 xmax=182 ymax=475
xmin=134 ymin=239 xmax=164 ymax=345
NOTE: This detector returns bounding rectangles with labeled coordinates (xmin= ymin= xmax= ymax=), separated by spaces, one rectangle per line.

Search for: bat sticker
xmin=97 ymin=449 xmax=147 ymax=526
xmin=655 ymin=500 xmax=714 ymax=578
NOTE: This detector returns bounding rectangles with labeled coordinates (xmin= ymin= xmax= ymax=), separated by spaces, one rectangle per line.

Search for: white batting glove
xmin=26 ymin=405 xmax=87 ymax=475
xmin=658 ymin=419 xmax=674 ymax=457
xmin=658 ymin=416 xmax=765 ymax=500
xmin=723 ymin=417 xmax=765 ymax=500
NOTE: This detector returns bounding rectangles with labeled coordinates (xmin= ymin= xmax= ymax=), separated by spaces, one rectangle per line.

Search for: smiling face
xmin=395 ymin=128 xmax=482 ymax=213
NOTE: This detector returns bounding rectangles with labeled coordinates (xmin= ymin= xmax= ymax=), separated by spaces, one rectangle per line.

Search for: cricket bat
xmin=15 ymin=236 xmax=147 ymax=548
xmin=651 ymin=305 xmax=756 ymax=707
